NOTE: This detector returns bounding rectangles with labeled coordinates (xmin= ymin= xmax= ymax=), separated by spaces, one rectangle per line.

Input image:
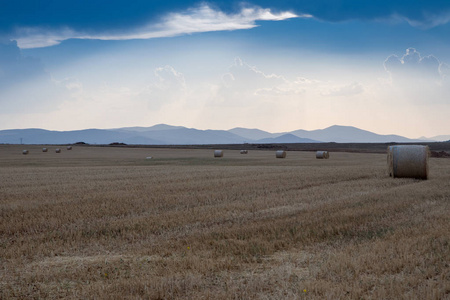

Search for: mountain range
xmin=0 ymin=124 xmax=446 ymax=145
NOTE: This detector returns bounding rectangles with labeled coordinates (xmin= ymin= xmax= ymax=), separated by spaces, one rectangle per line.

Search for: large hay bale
xmin=387 ymin=145 xmax=429 ymax=179
xmin=387 ymin=146 xmax=394 ymax=177
xmin=240 ymin=150 xmax=248 ymax=154
xmin=146 ymin=156 xmax=153 ymax=159
xmin=214 ymin=150 xmax=224 ymax=157
xmin=316 ymin=151 xmax=329 ymax=159
xmin=22 ymin=150 xmax=29 ymax=155
xmin=276 ymin=150 xmax=286 ymax=158
xmin=42 ymin=148 xmax=48 ymax=152
xmin=55 ymin=148 xmax=61 ymax=153
xmin=67 ymin=146 xmax=72 ymax=150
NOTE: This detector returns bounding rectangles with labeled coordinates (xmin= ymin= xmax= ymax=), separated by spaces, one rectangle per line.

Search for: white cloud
xmin=223 ymin=57 xmax=286 ymax=90
xmin=214 ymin=57 xmax=308 ymax=106
xmin=440 ymin=63 xmax=450 ymax=80
xmin=60 ymin=78 xmax=83 ymax=91
xmin=383 ymin=48 xmax=450 ymax=105
xmin=13 ymin=27 xmax=78 ymax=49
xmin=136 ymin=65 xmax=188 ymax=110
xmin=154 ymin=65 xmax=186 ymax=90
xmin=294 ymin=77 xmax=321 ymax=85
xmin=14 ymin=4 xmax=302 ymax=49
xmin=255 ymin=87 xmax=305 ymax=96
xmin=402 ymin=11 xmax=450 ymax=29
xmin=216 ymin=57 xmax=369 ymax=105
xmin=384 ymin=48 xmax=442 ymax=80
xmin=321 ymin=82 xmax=364 ymax=97
xmin=3 ymin=52 xmax=447 ymax=138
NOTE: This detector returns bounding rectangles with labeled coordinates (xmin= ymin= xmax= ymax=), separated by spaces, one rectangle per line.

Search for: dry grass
xmin=0 ymin=145 xmax=449 ymax=299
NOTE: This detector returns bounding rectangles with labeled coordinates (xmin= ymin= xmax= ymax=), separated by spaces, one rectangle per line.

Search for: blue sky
xmin=1 ymin=1 xmax=450 ymax=138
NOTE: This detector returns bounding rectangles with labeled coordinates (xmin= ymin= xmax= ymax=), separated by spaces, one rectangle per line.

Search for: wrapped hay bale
xmin=146 ymin=156 xmax=153 ymax=159
xmin=55 ymin=148 xmax=61 ymax=153
xmin=387 ymin=145 xmax=429 ymax=179
xmin=214 ymin=150 xmax=223 ymax=157
xmin=240 ymin=150 xmax=248 ymax=154
xmin=42 ymin=148 xmax=48 ymax=152
xmin=67 ymin=146 xmax=72 ymax=150
xmin=316 ymin=151 xmax=329 ymax=159
xmin=22 ymin=150 xmax=29 ymax=155
xmin=276 ymin=150 xmax=286 ymax=158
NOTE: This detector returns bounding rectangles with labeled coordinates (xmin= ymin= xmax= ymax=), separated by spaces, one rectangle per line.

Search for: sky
xmin=1 ymin=1 xmax=450 ymax=138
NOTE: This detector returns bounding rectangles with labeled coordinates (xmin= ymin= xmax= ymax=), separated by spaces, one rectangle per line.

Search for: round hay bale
xmin=22 ymin=150 xmax=29 ymax=155
xmin=276 ymin=150 xmax=286 ymax=158
xmin=55 ymin=148 xmax=61 ymax=153
xmin=387 ymin=145 xmax=429 ymax=179
xmin=42 ymin=148 xmax=48 ymax=152
xmin=214 ymin=150 xmax=224 ymax=157
xmin=240 ymin=150 xmax=248 ymax=154
xmin=316 ymin=151 xmax=329 ymax=159
xmin=387 ymin=146 xmax=394 ymax=177
xmin=67 ymin=146 xmax=72 ymax=150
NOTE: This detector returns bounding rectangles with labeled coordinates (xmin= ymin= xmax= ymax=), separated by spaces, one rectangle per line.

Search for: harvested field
xmin=1 ymin=145 xmax=449 ymax=299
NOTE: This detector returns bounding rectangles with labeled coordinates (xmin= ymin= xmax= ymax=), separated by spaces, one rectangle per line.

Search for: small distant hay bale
xmin=316 ymin=151 xmax=329 ymax=159
xmin=22 ymin=150 xmax=29 ymax=155
xmin=387 ymin=145 xmax=429 ymax=179
xmin=240 ymin=150 xmax=248 ymax=154
xmin=276 ymin=150 xmax=286 ymax=158
xmin=42 ymin=148 xmax=48 ymax=152
xmin=67 ymin=146 xmax=72 ymax=150
xmin=214 ymin=150 xmax=224 ymax=157
xmin=55 ymin=148 xmax=61 ymax=153
xmin=146 ymin=156 xmax=153 ymax=159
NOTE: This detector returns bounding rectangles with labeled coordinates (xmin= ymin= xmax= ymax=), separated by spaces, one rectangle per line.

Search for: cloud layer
xmin=13 ymin=4 xmax=300 ymax=49
xmin=279 ymin=0 xmax=450 ymax=28
xmin=3 ymin=0 xmax=450 ymax=35
xmin=383 ymin=48 xmax=450 ymax=106
xmin=384 ymin=48 xmax=442 ymax=80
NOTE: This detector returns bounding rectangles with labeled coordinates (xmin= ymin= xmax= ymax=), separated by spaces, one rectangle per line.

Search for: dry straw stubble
xmin=0 ymin=145 xmax=449 ymax=299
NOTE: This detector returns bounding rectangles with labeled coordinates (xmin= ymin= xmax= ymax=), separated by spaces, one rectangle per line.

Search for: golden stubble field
xmin=1 ymin=145 xmax=449 ymax=299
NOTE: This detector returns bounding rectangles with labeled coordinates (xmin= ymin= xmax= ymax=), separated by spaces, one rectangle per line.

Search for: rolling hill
xmin=0 ymin=124 xmax=435 ymax=145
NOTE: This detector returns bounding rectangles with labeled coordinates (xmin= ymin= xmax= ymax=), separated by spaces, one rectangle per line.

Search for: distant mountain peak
xmin=256 ymin=133 xmax=321 ymax=144
xmin=0 ymin=124 xmax=441 ymax=144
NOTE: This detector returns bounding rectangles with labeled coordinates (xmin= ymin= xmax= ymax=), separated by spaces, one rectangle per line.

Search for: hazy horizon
xmin=1 ymin=123 xmax=449 ymax=142
xmin=1 ymin=1 xmax=450 ymax=138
